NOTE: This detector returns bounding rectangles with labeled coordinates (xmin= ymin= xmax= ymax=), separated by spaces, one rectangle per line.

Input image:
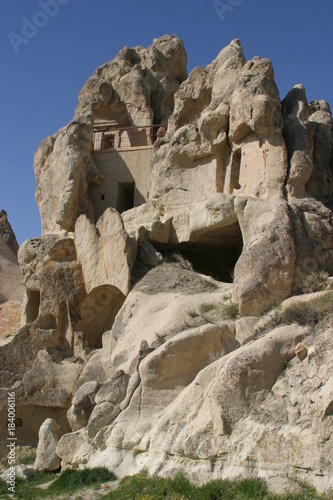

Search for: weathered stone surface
xmin=67 ymin=381 xmax=100 ymax=431
xmin=95 ymin=371 xmax=130 ymax=405
xmin=0 ymin=211 xmax=24 ymax=302
xmin=0 ymin=210 xmax=19 ymax=255
xmin=235 ymin=316 xmax=258 ymax=344
xmin=18 ymin=235 xmax=86 ymax=336
xmin=21 ymin=349 xmax=83 ymax=407
xmin=233 ymin=198 xmax=296 ymax=315
xmin=317 ymin=377 xmax=333 ymax=417
xmin=3 ymin=36 xmax=333 ymax=493
xmin=140 ymin=323 xmax=239 ymax=391
xmin=138 ymin=241 xmax=163 ymax=267
xmin=56 ymin=429 xmax=86 ymax=465
xmin=87 ymin=402 xmax=120 ymax=438
xmin=34 ymin=36 xmax=187 ymax=234
xmin=0 ymin=300 xmax=22 ymax=343
xmin=72 ymin=380 xmax=100 ymax=408
xmin=34 ymin=418 xmax=62 ymax=471
xmin=74 ymin=209 xmax=135 ymax=296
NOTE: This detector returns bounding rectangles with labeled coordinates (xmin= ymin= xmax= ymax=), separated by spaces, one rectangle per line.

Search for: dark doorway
xmin=115 ymin=182 xmax=135 ymax=213
xmin=150 ymin=222 xmax=243 ymax=283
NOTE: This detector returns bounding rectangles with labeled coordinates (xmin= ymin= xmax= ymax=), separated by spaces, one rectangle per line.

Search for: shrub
xmin=201 ymin=301 xmax=239 ymax=323
xmin=280 ymin=303 xmax=320 ymax=327
xmin=221 ymin=301 xmax=239 ymax=320
xmin=301 ymin=271 xmax=329 ymax=294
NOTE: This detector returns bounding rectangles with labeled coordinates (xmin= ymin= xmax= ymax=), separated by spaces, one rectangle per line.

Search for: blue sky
xmin=1 ymin=0 xmax=333 ymax=245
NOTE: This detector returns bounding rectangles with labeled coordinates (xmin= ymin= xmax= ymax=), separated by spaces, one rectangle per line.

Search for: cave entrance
xmin=151 ymin=223 xmax=243 ymax=283
xmin=115 ymin=182 xmax=135 ymax=213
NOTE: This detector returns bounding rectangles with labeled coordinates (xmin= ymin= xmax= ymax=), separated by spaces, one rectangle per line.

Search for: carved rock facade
xmin=0 ymin=36 xmax=332 ymax=492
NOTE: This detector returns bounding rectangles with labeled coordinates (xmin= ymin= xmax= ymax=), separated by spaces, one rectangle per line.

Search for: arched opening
xmin=77 ymin=285 xmax=125 ymax=348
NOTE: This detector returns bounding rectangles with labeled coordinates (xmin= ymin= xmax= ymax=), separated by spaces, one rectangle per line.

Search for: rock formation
xmin=0 ymin=36 xmax=332 ymax=493
xmin=0 ymin=210 xmax=23 ymax=302
xmin=0 ymin=210 xmax=24 ymax=343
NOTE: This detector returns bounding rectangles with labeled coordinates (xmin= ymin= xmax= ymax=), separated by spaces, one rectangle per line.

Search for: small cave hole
xmin=26 ymin=290 xmax=40 ymax=323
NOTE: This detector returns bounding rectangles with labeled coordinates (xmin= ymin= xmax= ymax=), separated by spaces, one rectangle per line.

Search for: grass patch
xmin=46 ymin=467 xmax=115 ymax=494
xmin=279 ymin=303 xmax=321 ymax=327
xmin=104 ymin=471 xmax=331 ymax=499
xmin=19 ymin=451 xmax=36 ymax=466
xmin=1 ymin=469 xmax=331 ymax=499
xmin=0 ymin=467 xmax=116 ymax=499
xmin=256 ymin=294 xmax=332 ymax=336
xmin=201 ymin=300 xmax=239 ymax=323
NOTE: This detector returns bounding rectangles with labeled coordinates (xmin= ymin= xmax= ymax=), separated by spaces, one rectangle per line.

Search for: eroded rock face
xmin=34 ymin=36 xmax=187 ymax=234
xmin=0 ymin=210 xmax=19 ymax=255
xmin=2 ymin=36 xmax=333 ymax=492
xmin=69 ymin=270 xmax=333 ymax=492
xmin=30 ymin=35 xmax=333 ymax=314
xmin=0 ymin=211 xmax=24 ymax=303
xmin=34 ymin=418 xmax=62 ymax=471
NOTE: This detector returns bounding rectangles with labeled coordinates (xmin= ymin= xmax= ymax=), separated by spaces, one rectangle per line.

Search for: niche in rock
xmin=77 ymin=285 xmax=125 ymax=348
xmin=25 ymin=290 xmax=41 ymax=323
xmin=151 ymin=222 xmax=243 ymax=283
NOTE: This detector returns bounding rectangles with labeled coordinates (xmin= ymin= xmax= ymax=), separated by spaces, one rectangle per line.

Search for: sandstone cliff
xmin=0 ymin=36 xmax=332 ymax=493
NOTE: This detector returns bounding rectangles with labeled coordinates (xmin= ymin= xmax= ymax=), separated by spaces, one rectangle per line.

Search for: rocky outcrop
xmin=34 ymin=36 xmax=187 ymax=234
xmin=34 ymin=418 xmax=62 ymax=471
xmin=1 ymin=36 xmax=333 ymax=493
xmin=29 ymin=36 xmax=333 ymax=315
xmin=62 ymin=268 xmax=333 ymax=492
xmin=0 ymin=210 xmax=19 ymax=255
xmin=0 ymin=211 xmax=24 ymax=303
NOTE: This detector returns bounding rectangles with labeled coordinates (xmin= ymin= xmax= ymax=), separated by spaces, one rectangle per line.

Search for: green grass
xmin=19 ymin=451 xmax=36 ymax=466
xmin=0 ymin=469 xmax=331 ymax=499
xmin=0 ymin=467 xmax=116 ymax=499
xmin=103 ymin=471 xmax=332 ymax=499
